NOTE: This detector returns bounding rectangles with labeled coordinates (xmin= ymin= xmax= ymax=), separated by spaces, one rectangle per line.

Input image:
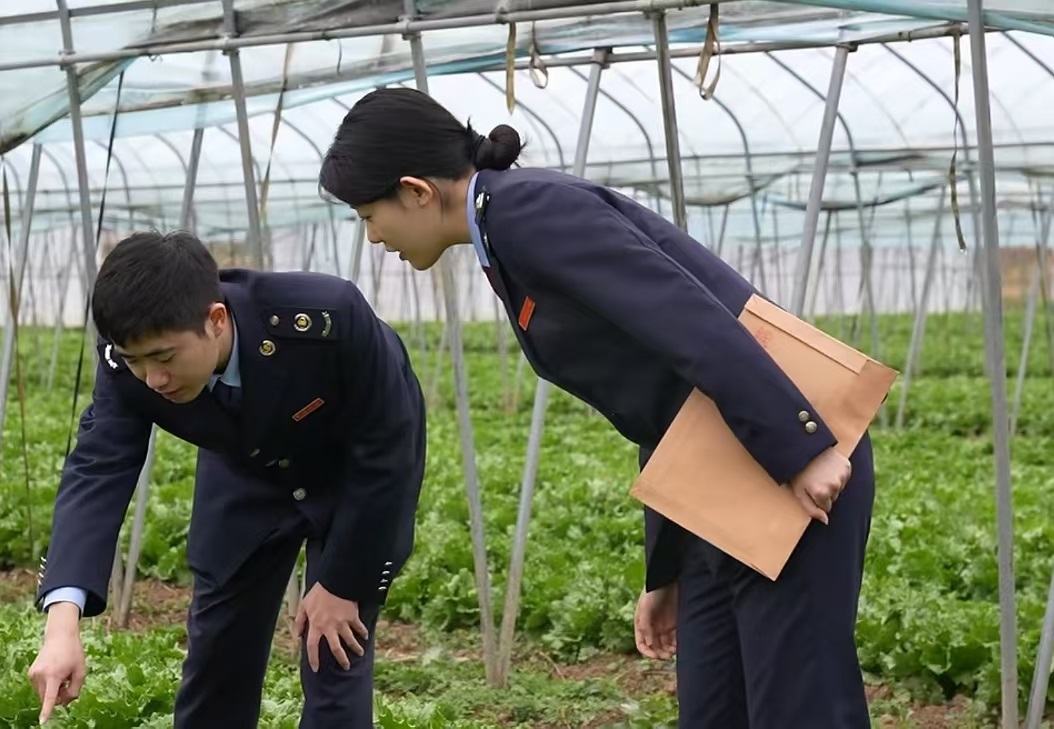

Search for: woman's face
xmin=355 ymin=179 xmax=451 ymax=271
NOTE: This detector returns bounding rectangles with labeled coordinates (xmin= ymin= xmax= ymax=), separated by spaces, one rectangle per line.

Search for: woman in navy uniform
xmin=319 ymin=87 xmax=874 ymax=728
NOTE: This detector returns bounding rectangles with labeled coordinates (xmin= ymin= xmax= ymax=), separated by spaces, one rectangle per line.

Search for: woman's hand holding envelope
xmin=788 ymin=447 xmax=852 ymax=526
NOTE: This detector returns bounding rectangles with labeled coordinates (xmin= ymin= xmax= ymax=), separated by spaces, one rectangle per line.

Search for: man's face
xmin=115 ymin=304 xmax=229 ymax=404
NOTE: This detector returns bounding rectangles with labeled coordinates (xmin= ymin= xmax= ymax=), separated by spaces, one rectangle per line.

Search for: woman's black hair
xmin=319 ymin=87 xmax=523 ymax=207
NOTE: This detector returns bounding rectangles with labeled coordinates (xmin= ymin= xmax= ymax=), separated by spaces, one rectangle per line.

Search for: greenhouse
xmin=2 ymin=0 xmax=1054 ymax=727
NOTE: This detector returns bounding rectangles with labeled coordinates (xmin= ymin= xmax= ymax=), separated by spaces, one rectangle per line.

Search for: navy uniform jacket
xmin=469 ymin=167 xmax=838 ymax=591
xmin=35 ymin=269 xmax=426 ymax=618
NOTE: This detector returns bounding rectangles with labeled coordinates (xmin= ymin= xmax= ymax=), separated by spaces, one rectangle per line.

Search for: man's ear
xmin=398 ymin=176 xmax=436 ymax=208
xmin=206 ymin=302 xmax=228 ymax=336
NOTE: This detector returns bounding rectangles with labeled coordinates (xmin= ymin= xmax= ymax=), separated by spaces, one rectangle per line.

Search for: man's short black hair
xmin=92 ymin=230 xmax=221 ymax=347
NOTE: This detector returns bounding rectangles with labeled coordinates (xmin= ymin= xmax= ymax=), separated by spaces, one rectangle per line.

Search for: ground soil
xmin=1 ymin=568 xmax=995 ymax=728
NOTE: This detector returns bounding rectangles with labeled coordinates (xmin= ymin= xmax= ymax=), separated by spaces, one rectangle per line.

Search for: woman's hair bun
xmin=473 ymin=124 xmax=523 ymax=171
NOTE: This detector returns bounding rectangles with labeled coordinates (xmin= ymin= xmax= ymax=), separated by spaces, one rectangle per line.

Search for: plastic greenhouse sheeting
xmin=3 ymin=0 xmax=1053 ymax=153
xmin=1 ymin=0 xmax=1053 ymax=255
xmin=4 ymin=28 xmax=1052 ymax=238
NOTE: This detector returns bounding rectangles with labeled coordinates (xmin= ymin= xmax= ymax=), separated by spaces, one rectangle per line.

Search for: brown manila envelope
xmin=629 ymin=294 xmax=898 ymax=581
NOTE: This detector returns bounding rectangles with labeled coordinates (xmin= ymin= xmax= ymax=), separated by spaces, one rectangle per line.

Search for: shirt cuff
xmin=42 ymin=587 xmax=87 ymax=616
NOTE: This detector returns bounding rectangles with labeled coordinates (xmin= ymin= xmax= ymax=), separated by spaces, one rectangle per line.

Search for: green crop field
xmin=1 ymin=308 xmax=1052 ymax=728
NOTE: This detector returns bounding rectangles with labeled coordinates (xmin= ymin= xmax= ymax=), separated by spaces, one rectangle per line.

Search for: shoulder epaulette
xmin=264 ymin=308 xmax=337 ymax=341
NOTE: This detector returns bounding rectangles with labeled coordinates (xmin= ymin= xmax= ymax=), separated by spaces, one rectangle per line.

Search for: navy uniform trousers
xmin=174 ymin=502 xmax=380 ymax=728
xmin=643 ymin=434 xmax=875 ymax=729
xmin=174 ymin=376 xmax=427 ymax=729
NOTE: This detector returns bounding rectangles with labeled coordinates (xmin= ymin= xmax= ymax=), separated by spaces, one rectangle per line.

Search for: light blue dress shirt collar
xmin=209 ymin=310 xmax=241 ymax=390
xmin=466 ymin=171 xmax=490 ymax=268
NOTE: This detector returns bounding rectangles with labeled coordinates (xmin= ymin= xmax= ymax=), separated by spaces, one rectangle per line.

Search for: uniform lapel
xmin=222 ymin=281 xmax=290 ymax=457
xmin=479 ymin=250 xmax=550 ymax=381
xmin=471 ymin=175 xmax=551 ymax=380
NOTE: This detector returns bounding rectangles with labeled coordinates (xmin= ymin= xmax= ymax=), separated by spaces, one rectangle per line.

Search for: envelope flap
xmin=740 ymin=295 xmax=867 ymax=374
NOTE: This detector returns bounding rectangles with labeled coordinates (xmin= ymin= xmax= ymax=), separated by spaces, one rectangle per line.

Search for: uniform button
xmin=798 ymin=410 xmax=810 ymax=423
xmin=249 ymin=448 xmax=260 ymax=458
xmin=292 ymin=487 xmax=307 ymax=501
xmin=278 ymin=458 xmax=291 ymax=468
xmin=381 ymin=570 xmax=391 ymax=577
xmin=378 ymin=586 xmax=388 ymax=593
xmin=804 ymin=421 xmax=818 ymax=434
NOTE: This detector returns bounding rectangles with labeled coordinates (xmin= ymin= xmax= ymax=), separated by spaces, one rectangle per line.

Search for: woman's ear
xmin=398 ymin=176 xmax=437 ymax=208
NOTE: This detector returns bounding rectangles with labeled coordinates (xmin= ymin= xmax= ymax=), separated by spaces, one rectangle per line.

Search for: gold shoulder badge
xmin=265 ymin=308 xmax=335 ymax=341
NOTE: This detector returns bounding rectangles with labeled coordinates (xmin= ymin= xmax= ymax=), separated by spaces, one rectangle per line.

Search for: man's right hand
xmin=28 ymin=603 xmax=86 ymax=724
xmin=788 ymin=446 xmax=852 ymax=525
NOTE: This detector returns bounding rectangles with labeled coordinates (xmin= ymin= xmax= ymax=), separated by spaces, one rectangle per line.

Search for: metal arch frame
xmin=609 ymin=55 xmax=702 ymax=174
xmin=105 ymin=139 xmax=168 ymax=228
xmin=1004 ymin=29 xmax=1054 ymax=76
xmin=89 ymin=140 xmax=135 ymax=232
xmin=838 ymin=55 xmax=918 ymax=319
xmin=152 ymin=132 xmax=193 ymax=229
xmin=680 ymin=59 xmax=805 ymax=259
xmin=881 ymin=42 xmax=984 ymax=411
xmin=668 ymin=64 xmax=767 ymax=288
xmin=176 ymin=129 xmax=243 ymax=237
xmin=767 ymin=49 xmax=877 ymax=332
xmin=718 ymin=62 xmax=805 ymax=154
xmin=565 ymin=64 xmax=660 ymax=207
xmin=933 ymin=35 xmax=1028 ymax=148
xmin=275 ymin=116 xmax=333 ymax=271
xmin=0 ymin=156 xmax=25 ymax=211
xmin=474 ymin=72 xmax=570 ymax=172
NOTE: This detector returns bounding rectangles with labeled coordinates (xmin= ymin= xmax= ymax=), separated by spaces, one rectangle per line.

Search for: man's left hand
xmin=294 ymin=582 xmax=370 ymax=672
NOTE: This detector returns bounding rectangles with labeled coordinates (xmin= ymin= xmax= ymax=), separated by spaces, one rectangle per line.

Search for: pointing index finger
xmin=39 ymin=676 xmax=60 ymax=724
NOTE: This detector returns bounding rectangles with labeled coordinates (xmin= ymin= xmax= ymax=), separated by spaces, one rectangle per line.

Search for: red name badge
xmin=292 ymin=397 xmax=325 ymax=422
xmin=518 ymin=297 xmax=536 ymax=331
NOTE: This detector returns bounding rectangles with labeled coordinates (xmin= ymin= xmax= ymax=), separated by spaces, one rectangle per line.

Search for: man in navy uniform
xmin=27 ymin=230 xmax=427 ymax=728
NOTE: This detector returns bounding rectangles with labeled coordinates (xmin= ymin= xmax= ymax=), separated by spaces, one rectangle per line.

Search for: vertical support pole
xmin=790 ymin=45 xmax=851 ymax=317
xmin=966 ymin=3 xmax=1017 ymax=727
xmin=1025 ymin=569 xmax=1054 ymax=729
xmin=897 ymin=185 xmax=946 ymax=429
xmin=181 ymin=128 xmax=205 ymax=230
xmin=59 ymin=5 xmax=117 ymax=601
xmin=651 ymin=12 xmax=686 ymax=231
xmin=114 ymin=425 xmax=157 ymax=626
xmin=57 ymin=0 xmax=100 ymax=295
xmin=0 ymin=145 xmax=41 ymax=450
xmin=401 ymin=0 xmax=500 ymax=685
xmin=495 ymin=48 xmax=608 ymax=687
xmin=1011 ymin=198 xmax=1052 ymax=434
xmin=220 ymin=0 xmax=264 ymax=269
